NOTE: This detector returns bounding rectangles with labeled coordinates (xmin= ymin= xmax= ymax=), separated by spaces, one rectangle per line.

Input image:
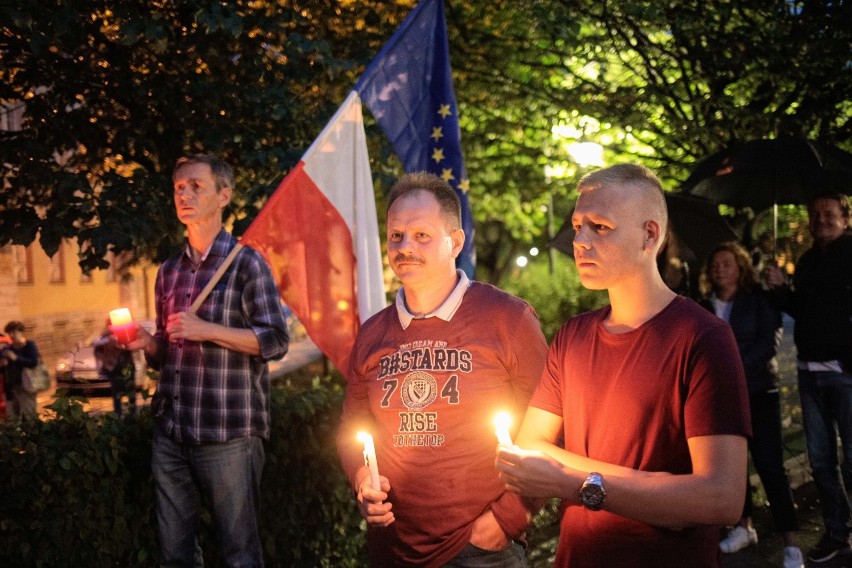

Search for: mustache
xmin=393 ymin=254 xmax=423 ymax=264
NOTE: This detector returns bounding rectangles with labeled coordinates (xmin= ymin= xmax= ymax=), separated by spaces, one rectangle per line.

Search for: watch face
xmin=581 ymin=486 xmax=605 ymax=510
xmin=580 ymin=475 xmax=606 ymax=511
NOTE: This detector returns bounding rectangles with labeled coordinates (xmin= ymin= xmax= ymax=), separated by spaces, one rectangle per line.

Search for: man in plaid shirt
xmin=124 ymin=154 xmax=289 ymax=567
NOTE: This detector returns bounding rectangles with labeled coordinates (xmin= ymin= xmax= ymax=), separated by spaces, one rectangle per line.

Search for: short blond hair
xmin=578 ymin=163 xmax=668 ymax=237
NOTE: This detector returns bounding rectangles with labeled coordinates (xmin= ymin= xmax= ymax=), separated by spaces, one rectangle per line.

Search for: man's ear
xmin=451 ymin=228 xmax=466 ymax=258
xmin=218 ymin=186 xmax=233 ymax=208
xmin=643 ymin=219 xmax=663 ymax=252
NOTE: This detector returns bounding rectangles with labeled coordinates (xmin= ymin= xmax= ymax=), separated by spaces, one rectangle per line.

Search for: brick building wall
xmin=0 ymin=241 xmax=155 ymax=372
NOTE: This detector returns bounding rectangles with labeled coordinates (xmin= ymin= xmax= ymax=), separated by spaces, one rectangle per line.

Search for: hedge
xmin=0 ymin=377 xmax=366 ymax=568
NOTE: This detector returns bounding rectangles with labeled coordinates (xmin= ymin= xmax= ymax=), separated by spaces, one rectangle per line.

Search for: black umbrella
xmin=549 ymin=192 xmax=738 ymax=265
xmin=682 ymin=138 xmax=852 ymax=211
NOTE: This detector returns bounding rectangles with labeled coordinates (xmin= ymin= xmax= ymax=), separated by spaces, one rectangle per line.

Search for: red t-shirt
xmin=530 ymin=296 xmax=751 ymax=568
xmin=338 ymin=282 xmax=548 ymax=567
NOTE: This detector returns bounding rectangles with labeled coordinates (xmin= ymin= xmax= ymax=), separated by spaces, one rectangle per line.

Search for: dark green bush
xmin=500 ymin=257 xmax=609 ymax=340
xmin=0 ymin=378 xmax=365 ymax=568
xmin=259 ymin=377 xmax=366 ymax=568
xmin=0 ymin=396 xmax=157 ymax=567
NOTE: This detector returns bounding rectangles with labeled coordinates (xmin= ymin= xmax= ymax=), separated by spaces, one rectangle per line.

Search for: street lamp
xmin=567 ymin=141 xmax=604 ymax=168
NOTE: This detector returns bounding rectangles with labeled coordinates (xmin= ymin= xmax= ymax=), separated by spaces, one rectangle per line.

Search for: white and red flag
xmin=240 ymin=92 xmax=385 ymax=373
xmin=240 ymin=0 xmax=470 ymax=372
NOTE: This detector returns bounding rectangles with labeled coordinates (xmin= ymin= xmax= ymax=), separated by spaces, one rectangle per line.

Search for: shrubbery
xmin=500 ymin=257 xmax=609 ymax=340
xmin=0 ymin=378 xmax=365 ymax=568
xmin=0 ymin=263 xmax=605 ymax=567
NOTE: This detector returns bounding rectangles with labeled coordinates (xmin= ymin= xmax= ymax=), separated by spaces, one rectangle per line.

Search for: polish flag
xmin=240 ymin=91 xmax=385 ymax=373
xmin=239 ymin=0 xmax=469 ymax=373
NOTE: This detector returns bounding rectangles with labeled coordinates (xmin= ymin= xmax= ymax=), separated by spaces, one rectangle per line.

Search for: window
xmin=105 ymin=250 xmax=117 ymax=282
xmin=0 ymin=102 xmax=24 ymax=132
xmin=12 ymin=245 xmax=33 ymax=284
xmin=50 ymin=243 xmax=65 ymax=283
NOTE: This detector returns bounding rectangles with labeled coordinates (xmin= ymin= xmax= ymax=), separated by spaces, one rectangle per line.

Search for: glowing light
xmin=357 ymin=431 xmax=380 ymax=491
xmin=567 ymin=142 xmax=605 ymax=168
xmin=109 ymin=308 xmax=136 ymax=344
xmin=493 ymin=412 xmax=513 ymax=447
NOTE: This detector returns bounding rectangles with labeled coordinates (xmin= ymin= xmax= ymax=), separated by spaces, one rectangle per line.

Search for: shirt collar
xmin=184 ymin=229 xmax=233 ymax=263
xmin=395 ymin=269 xmax=471 ymax=330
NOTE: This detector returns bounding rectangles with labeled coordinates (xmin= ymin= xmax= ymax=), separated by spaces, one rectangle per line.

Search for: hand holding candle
xmin=357 ymin=431 xmax=381 ymax=491
xmin=494 ymin=412 xmax=514 ymax=447
xmin=109 ymin=308 xmax=137 ymax=345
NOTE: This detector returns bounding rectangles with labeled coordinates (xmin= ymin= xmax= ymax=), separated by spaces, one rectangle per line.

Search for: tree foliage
xmin=447 ymin=0 xmax=851 ymax=281
xmin=0 ymin=0 xmax=411 ymax=269
xmin=1 ymin=0 xmax=850 ymax=283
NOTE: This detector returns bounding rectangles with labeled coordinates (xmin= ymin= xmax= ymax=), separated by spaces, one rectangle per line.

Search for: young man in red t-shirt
xmin=497 ymin=164 xmax=751 ymax=568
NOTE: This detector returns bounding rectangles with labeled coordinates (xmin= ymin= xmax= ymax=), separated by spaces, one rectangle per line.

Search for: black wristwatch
xmin=579 ymin=472 xmax=606 ymax=511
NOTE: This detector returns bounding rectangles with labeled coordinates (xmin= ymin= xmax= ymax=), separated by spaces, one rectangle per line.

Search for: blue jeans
xmin=799 ymin=369 xmax=852 ymax=539
xmin=152 ymin=429 xmax=266 ymax=568
xmin=442 ymin=541 xmax=528 ymax=568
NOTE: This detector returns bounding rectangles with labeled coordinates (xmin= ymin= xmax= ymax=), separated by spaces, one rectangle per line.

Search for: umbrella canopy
xmin=682 ymin=138 xmax=852 ymax=211
xmin=549 ymin=192 xmax=738 ymax=265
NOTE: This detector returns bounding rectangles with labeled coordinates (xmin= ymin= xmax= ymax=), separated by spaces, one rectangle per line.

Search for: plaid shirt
xmin=150 ymin=229 xmax=289 ymax=444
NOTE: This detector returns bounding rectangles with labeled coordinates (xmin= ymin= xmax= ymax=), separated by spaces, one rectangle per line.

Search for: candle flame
xmin=357 ymin=431 xmax=375 ymax=452
xmin=109 ymin=308 xmax=133 ymax=326
xmin=493 ymin=412 xmax=512 ymax=431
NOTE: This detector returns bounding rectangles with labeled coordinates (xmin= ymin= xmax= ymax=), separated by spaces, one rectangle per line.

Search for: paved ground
xmin=721 ymin=479 xmax=852 ymax=568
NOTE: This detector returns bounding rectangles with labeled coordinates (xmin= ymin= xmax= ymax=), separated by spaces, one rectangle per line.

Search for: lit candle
xmin=109 ymin=308 xmax=137 ymax=344
xmin=494 ymin=412 xmax=514 ymax=447
xmin=357 ymin=431 xmax=381 ymax=491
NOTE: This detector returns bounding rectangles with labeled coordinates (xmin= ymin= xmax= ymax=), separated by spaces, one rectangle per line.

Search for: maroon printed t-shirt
xmin=529 ymin=296 xmax=751 ymax=568
xmin=339 ymin=282 xmax=548 ymax=567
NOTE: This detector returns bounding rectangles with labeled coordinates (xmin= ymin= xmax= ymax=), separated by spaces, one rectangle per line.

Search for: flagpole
xmin=188 ymin=244 xmax=243 ymax=314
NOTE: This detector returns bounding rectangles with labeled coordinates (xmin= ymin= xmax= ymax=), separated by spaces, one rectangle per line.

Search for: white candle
xmin=357 ymin=431 xmax=380 ymax=491
xmin=494 ymin=412 xmax=514 ymax=447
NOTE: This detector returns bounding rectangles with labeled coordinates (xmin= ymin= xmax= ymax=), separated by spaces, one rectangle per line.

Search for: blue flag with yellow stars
xmin=355 ymin=0 xmax=476 ymax=278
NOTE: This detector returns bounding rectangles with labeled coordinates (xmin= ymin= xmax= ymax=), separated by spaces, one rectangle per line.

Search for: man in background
xmin=766 ymin=191 xmax=852 ymax=564
xmin=124 ymin=154 xmax=289 ymax=567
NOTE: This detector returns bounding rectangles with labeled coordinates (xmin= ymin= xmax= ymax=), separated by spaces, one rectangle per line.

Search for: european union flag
xmin=355 ymin=0 xmax=476 ymax=278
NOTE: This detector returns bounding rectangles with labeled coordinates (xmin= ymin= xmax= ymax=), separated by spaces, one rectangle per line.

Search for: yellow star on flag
xmin=441 ymin=168 xmax=455 ymax=182
xmin=458 ymin=178 xmax=470 ymax=193
xmin=437 ymin=104 xmax=452 ymax=119
xmin=431 ymin=147 xmax=445 ymax=163
xmin=430 ymin=127 xmax=443 ymax=142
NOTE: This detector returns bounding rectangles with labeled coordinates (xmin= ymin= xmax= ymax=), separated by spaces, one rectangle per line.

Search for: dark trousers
xmin=742 ymin=389 xmax=799 ymax=533
xmin=798 ymin=369 xmax=852 ymax=540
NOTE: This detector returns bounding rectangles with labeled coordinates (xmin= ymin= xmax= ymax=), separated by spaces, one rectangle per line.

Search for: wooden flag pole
xmin=188 ymin=243 xmax=244 ymax=314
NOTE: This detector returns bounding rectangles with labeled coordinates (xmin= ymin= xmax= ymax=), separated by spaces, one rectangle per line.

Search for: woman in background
xmin=1 ymin=321 xmax=40 ymax=420
xmin=94 ymin=319 xmax=136 ymax=415
xmin=700 ymin=242 xmax=803 ymax=568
